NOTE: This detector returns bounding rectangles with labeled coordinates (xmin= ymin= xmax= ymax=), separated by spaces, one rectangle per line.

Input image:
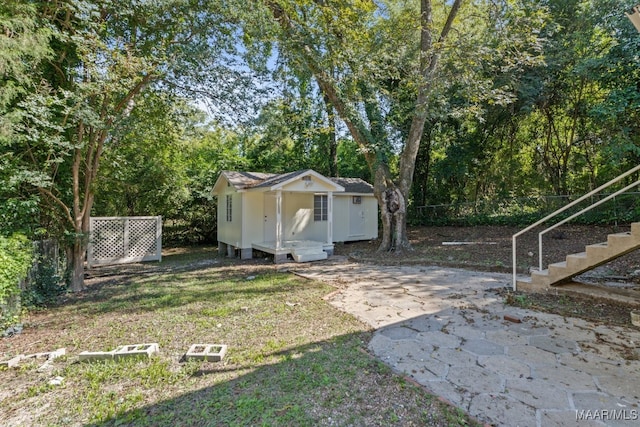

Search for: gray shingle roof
xmin=251 ymin=170 xmax=310 ymax=188
xmin=222 ymin=170 xmax=373 ymax=194
xmin=330 ymin=177 xmax=374 ymax=194
xmin=221 ymin=171 xmax=277 ymax=189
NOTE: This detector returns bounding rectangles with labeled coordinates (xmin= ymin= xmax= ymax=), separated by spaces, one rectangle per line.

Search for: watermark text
xmin=576 ymin=409 xmax=638 ymax=421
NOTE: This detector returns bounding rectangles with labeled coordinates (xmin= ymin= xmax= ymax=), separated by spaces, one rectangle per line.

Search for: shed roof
xmin=220 ymin=171 xmax=275 ymax=189
xmin=252 ymin=170 xmax=309 ymax=189
xmin=330 ymin=177 xmax=374 ymax=194
xmin=213 ymin=170 xmax=374 ymax=195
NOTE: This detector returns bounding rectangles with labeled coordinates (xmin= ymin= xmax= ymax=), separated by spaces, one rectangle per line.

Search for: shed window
xmin=226 ymin=195 xmax=232 ymax=222
xmin=314 ymin=195 xmax=327 ymax=221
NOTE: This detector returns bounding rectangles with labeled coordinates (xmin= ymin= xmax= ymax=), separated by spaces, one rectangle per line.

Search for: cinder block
xmin=79 ymin=343 xmax=158 ymax=362
xmin=113 ymin=343 xmax=159 ymax=360
xmin=185 ymin=344 xmax=227 ymax=362
xmin=79 ymin=351 xmax=115 ymax=362
xmin=0 ymin=355 xmax=24 ymax=368
xmin=2 ymin=348 xmax=67 ymax=367
xmin=25 ymin=348 xmax=66 ymax=361
xmin=274 ymin=253 xmax=289 ymax=263
xmin=240 ymin=248 xmax=253 ymax=260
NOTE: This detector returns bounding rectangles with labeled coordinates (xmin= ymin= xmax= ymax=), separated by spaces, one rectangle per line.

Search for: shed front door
xmin=349 ymin=198 xmax=365 ymax=237
xmin=263 ymin=193 xmax=276 ymax=243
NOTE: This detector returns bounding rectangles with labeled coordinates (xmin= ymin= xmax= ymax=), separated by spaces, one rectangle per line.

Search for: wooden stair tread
xmin=521 ymin=224 xmax=640 ymax=289
xmin=566 ymin=252 xmax=587 ymax=259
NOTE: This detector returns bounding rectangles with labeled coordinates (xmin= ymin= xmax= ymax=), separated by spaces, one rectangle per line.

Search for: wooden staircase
xmin=517 ymin=223 xmax=640 ymax=291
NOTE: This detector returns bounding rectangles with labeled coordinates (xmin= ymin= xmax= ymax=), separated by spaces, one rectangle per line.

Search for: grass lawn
xmin=1 ymin=247 xmax=478 ymax=426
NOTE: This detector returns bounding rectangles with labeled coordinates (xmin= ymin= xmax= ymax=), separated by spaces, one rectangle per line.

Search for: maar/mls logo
xmin=576 ymin=409 xmax=639 ymax=421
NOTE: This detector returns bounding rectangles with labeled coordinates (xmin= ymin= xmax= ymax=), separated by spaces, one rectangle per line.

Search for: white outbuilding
xmin=212 ymin=169 xmax=378 ymax=262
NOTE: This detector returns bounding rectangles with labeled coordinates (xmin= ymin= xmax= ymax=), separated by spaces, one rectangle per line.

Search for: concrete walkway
xmin=294 ymin=260 xmax=640 ymax=427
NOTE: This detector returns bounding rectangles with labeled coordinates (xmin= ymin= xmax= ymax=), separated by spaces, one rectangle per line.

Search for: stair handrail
xmin=537 ymin=180 xmax=640 ymax=272
xmin=512 ymin=164 xmax=640 ymax=290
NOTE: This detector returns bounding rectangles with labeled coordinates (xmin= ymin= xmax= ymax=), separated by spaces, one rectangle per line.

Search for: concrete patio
xmin=294 ymin=260 xmax=640 ymax=427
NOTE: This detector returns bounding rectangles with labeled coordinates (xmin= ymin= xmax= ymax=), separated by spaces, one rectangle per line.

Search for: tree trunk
xmin=265 ymin=0 xmax=464 ymax=255
xmin=323 ymin=93 xmax=338 ymax=177
xmin=378 ymin=186 xmax=392 ymax=250
xmin=70 ymin=236 xmax=85 ymax=292
xmin=374 ymin=165 xmax=411 ymax=253
xmin=377 ymin=186 xmax=411 ymax=253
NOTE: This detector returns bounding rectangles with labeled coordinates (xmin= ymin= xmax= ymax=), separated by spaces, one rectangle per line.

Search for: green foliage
xmin=21 ymin=257 xmax=66 ymax=308
xmin=1 ymin=0 xmax=254 ymax=291
xmin=408 ymin=0 xmax=640 ymax=228
xmin=0 ymin=193 xmax=40 ymax=236
xmin=0 ymin=234 xmax=33 ymax=330
xmin=94 ymin=92 xmax=194 ymax=219
xmin=4 ymin=0 xmax=640 ymax=250
xmin=94 ymin=89 xmax=254 ymax=245
xmin=175 ymin=129 xmax=248 ymax=244
xmin=245 ymin=98 xmax=317 ymax=173
xmin=0 ymin=1 xmax=52 ymax=109
xmin=0 ymin=2 xmax=52 ymax=238
xmin=410 ymin=190 xmax=640 ymax=228
xmin=336 ymin=138 xmax=371 ymax=181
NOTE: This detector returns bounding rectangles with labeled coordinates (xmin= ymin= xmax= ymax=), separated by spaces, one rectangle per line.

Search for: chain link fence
xmin=412 ymin=192 xmax=640 ymax=226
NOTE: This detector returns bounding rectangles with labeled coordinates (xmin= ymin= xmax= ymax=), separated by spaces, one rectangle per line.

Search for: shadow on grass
xmin=57 ymin=257 xmax=287 ymax=316
xmin=84 ymin=332 xmax=469 ymax=427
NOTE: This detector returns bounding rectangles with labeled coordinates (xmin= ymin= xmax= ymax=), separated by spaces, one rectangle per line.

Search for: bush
xmin=0 ymin=234 xmax=33 ymax=331
xmin=21 ymin=258 xmax=66 ymax=308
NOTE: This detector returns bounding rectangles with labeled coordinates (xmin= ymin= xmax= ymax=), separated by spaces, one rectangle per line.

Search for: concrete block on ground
xmin=80 ymin=343 xmax=158 ymax=362
xmin=113 ymin=343 xmax=159 ymax=360
xmin=217 ymin=242 xmax=227 ymax=256
xmin=185 ymin=344 xmax=227 ymax=362
xmin=0 ymin=355 xmax=24 ymax=368
xmin=294 ymin=252 xmax=327 ymax=262
xmin=240 ymin=248 xmax=253 ymax=260
xmin=2 ymin=348 xmax=66 ymax=368
xmin=274 ymin=253 xmax=289 ymax=263
xmin=79 ymin=351 xmax=115 ymax=362
xmin=25 ymin=348 xmax=66 ymax=361
xmin=291 ymin=249 xmax=327 ymax=262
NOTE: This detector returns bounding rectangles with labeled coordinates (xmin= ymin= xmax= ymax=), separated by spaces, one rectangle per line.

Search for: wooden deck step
xmin=518 ymin=222 xmax=640 ymax=290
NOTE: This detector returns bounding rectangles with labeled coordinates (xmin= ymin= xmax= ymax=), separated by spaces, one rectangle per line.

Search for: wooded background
xmin=2 ymin=0 xmax=640 ymax=292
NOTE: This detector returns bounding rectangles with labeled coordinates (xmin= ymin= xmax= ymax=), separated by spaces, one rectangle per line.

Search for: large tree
xmin=257 ymin=0 xmax=464 ymax=252
xmin=0 ymin=1 xmax=53 ymax=234
xmin=5 ymin=0 xmax=243 ymax=291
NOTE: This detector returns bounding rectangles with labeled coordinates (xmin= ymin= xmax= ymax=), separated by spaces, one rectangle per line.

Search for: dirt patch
xmin=334 ymin=224 xmax=640 ymax=275
xmin=334 ymin=224 xmax=640 ymax=327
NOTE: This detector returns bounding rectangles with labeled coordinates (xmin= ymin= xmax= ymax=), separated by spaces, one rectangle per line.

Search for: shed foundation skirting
xmin=218 ymin=242 xmax=255 ymax=260
xmin=253 ymin=240 xmax=333 ymax=263
xmin=218 ymin=240 xmax=332 ymax=263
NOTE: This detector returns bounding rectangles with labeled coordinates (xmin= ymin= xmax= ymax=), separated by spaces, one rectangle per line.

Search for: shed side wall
xmin=217 ymin=187 xmax=242 ymax=248
xmin=241 ymin=192 xmax=264 ymax=248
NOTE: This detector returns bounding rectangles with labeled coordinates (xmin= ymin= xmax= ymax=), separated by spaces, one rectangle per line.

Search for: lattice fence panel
xmin=127 ymin=219 xmax=158 ymax=258
xmin=91 ymin=219 xmax=126 ymax=261
xmin=88 ymin=216 xmax=162 ymax=267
